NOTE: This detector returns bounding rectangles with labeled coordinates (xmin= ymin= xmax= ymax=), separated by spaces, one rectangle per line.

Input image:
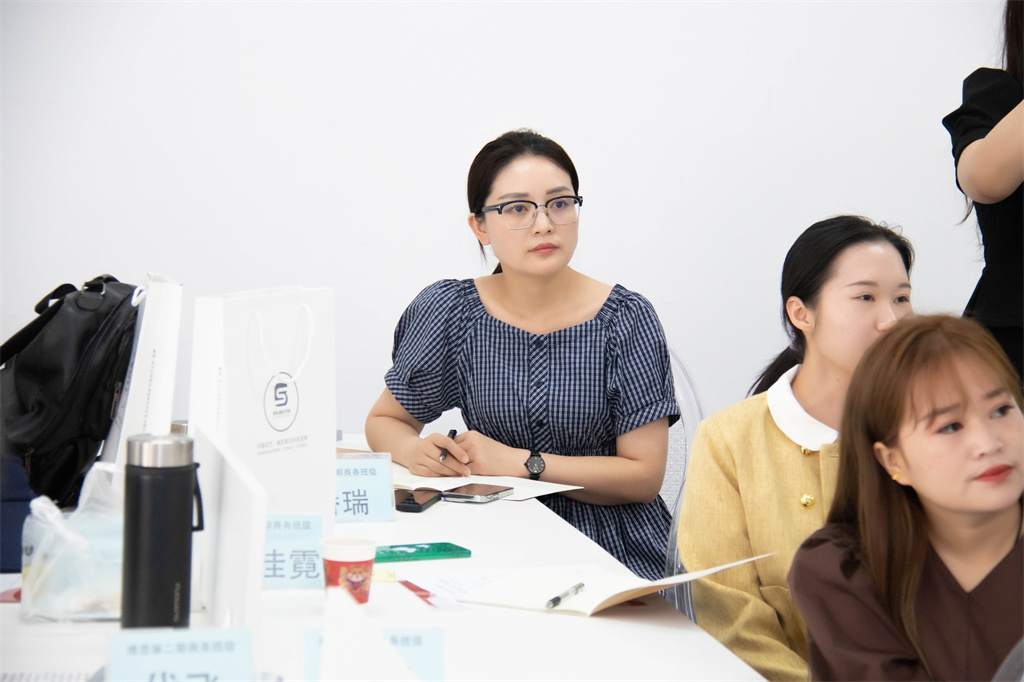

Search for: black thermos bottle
xmin=121 ymin=434 xmax=203 ymax=628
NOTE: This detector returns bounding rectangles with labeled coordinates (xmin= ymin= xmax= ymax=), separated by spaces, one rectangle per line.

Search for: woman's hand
xmin=457 ymin=431 xmax=525 ymax=477
xmin=367 ymin=388 xmax=670 ymax=503
xmin=400 ymin=431 xmax=471 ymax=478
xmin=456 ymin=419 xmax=670 ymax=504
xmin=365 ymin=388 xmax=471 ymax=477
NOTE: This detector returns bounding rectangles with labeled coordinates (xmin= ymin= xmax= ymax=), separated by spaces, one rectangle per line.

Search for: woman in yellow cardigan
xmin=678 ymin=216 xmax=914 ymax=680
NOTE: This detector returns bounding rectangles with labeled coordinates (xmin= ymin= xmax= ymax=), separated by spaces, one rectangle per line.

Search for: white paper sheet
xmin=457 ymin=555 xmax=772 ymax=616
xmin=391 ymin=463 xmax=581 ymax=501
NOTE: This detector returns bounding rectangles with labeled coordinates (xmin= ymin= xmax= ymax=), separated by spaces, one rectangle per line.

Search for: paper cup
xmin=321 ymin=537 xmax=376 ymax=604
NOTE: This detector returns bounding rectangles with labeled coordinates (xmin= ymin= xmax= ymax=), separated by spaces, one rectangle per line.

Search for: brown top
xmin=789 ymin=522 xmax=1024 ymax=681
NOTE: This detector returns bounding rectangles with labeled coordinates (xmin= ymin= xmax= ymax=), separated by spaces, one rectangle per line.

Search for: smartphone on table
xmin=394 ymin=488 xmax=442 ymax=513
xmin=440 ymin=484 xmax=513 ymax=503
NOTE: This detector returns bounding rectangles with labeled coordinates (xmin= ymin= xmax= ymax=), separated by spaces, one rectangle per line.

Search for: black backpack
xmin=1 ymin=275 xmax=139 ymax=507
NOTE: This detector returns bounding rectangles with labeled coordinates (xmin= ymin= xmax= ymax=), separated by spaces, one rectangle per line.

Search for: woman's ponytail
xmin=750 ymin=346 xmax=803 ymax=395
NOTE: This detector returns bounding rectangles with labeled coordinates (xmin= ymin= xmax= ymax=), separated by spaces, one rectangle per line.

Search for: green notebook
xmin=375 ymin=542 xmax=471 ymax=563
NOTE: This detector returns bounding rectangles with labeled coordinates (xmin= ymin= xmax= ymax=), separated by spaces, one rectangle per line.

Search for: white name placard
xmin=263 ymin=513 xmax=324 ymax=589
xmin=108 ymin=628 xmax=252 ymax=682
xmin=335 ymin=452 xmax=395 ymax=522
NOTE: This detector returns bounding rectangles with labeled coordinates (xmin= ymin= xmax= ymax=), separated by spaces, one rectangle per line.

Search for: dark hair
xmin=962 ymin=1 xmax=1024 ymax=221
xmin=1006 ymin=0 xmax=1023 ymax=86
xmin=749 ymin=215 xmax=915 ymax=395
xmin=828 ymin=315 xmax=1023 ymax=676
xmin=467 ymin=129 xmax=580 ymax=272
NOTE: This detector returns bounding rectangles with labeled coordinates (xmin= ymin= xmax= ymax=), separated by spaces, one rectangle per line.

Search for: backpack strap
xmin=1 ymin=276 xmax=121 ymax=365
xmin=33 ymin=283 xmax=77 ymax=314
xmin=1 ymin=289 xmax=73 ymax=365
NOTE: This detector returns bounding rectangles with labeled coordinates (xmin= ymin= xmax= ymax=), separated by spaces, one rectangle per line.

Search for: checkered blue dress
xmin=385 ymin=279 xmax=679 ymax=581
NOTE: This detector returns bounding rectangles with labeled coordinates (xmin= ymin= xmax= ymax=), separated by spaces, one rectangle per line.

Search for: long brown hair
xmin=828 ymin=315 xmax=1023 ymax=675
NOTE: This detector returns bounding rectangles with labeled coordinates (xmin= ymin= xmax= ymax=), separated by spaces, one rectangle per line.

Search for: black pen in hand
xmin=438 ymin=429 xmax=457 ymax=463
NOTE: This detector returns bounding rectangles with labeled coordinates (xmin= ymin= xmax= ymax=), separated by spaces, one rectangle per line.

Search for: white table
xmin=1 ymin=476 xmax=762 ymax=680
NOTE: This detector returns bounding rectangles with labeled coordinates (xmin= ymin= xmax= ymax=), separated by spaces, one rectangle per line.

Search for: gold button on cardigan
xmin=678 ymin=392 xmax=840 ymax=682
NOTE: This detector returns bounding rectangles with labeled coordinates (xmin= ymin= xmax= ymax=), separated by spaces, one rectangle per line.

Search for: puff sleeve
xmin=605 ymin=291 xmax=679 ymax=435
xmin=384 ymin=280 xmax=467 ymax=425
xmin=942 ymin=68 xmax=1023 ymax=169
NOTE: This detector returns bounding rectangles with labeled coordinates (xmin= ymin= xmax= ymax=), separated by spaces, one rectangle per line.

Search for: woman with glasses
xmin=366 ymin=129 xmax=679 ymax=581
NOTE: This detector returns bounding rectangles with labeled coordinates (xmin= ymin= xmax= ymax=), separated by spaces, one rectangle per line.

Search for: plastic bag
xmin=20 ymin=462 xmax=123 ymax=621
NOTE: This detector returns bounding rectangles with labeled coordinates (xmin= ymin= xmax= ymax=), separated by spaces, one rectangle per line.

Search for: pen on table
xmin=545 ymin=582 xmax=585 ymax=609
xmin=438 ymin=429 xmax=457 ymax=463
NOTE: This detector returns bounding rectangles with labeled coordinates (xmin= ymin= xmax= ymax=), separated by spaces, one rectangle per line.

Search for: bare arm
xmin=456 ymin=417 xmax=669 ymax=506
xmin=957 ymin=100 xmax=1024 ymax=204
xmin=364 ymin=388 xmax=471 ymax=477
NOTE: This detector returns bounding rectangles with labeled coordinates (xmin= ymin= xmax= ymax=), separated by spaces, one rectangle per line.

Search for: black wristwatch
xmin=525 ymin=450 xmax=545 ymax=480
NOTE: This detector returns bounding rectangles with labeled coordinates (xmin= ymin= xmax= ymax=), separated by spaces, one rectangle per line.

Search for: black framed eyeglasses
xmin=479 ymin=195 xmax=583 ymax=230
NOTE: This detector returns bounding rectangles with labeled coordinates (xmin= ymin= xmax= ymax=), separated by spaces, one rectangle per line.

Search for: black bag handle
xmin=1 ymin=275 xmax=122 ymax=366
xmin=33 ymin=283 xmax=77 ymax=314
xmin=1 ymin=301 xmax=64 ymax=365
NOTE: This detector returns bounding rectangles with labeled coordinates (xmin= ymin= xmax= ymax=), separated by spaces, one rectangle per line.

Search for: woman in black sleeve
xmin=942 ymin=0 xmax=1023 ymax=379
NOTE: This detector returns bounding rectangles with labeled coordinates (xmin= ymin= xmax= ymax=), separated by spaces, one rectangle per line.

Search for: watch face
xmin=526 ymin=455 xmax=544 ymax=474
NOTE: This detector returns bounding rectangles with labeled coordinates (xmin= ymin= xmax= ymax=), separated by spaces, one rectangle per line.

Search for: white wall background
xmin=1 ymin=1 xmax=1004 ymax=436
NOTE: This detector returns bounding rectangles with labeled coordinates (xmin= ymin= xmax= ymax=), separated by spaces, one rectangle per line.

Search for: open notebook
xmin=458 ymin=555 xmax=769 ymax=616
xmin=391 ymin=462 xmax=580 ymax=501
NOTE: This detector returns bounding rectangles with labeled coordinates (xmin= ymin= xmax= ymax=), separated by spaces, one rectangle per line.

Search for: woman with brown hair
xmin=790 ymin=315 xmax=1023 ymax=680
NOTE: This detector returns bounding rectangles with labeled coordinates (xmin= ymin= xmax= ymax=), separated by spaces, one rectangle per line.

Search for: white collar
xmin=765 ymin=365 xmax=839 ymax=451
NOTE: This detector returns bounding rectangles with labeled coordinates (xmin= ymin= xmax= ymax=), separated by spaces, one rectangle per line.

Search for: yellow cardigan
xmin=678 ymin=388 xmax=839 ymax=681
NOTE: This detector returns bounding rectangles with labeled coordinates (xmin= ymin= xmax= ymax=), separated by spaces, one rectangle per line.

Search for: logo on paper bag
xmin=264 ymin=372 xmax=299 ymax=431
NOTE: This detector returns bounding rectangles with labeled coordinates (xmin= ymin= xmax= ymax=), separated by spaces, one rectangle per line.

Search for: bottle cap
xmin=126 ymin=434 xmax=193 ymax=468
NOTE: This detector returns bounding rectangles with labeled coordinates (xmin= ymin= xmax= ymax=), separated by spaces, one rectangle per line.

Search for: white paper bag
xmin=101 ymin=273 xmax=183 ymax=468
xmin=191 ymin=427 xmax=268 ymax=629
xmin=188 ymin=286 xmax=335 ymax=523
